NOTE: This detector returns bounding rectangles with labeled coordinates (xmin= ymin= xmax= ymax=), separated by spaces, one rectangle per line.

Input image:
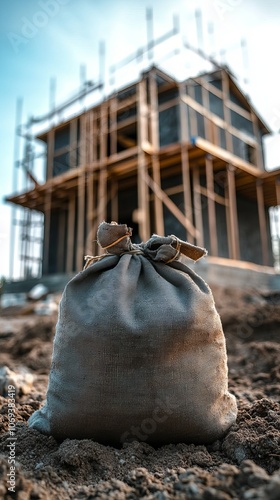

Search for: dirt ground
xmin=0 ymin=284 xmax=279 ymax=499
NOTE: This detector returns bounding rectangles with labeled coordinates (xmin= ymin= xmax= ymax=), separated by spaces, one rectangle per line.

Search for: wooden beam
xmin=196 ymin=185 xmax=228 ymax=206
xmin=179 ymin=83 xmax=194 ymax=243
xmin=95 ymin=103 xmax=109 ymax=254
xmin=66 ymin=193 xmax=76 ymax=273
xmin=100 ymin=103 xmax=108 ymax=160
xmin=137 ymin=79 xmax=150 ymax=241
xmin=181 ymin=146 xmax=194 ymax=243
xmin=97 ymin=168 xmax=107 ymax=255
xmin=152 ymin=154 xmax=164 ymax=235
xmin=110 ymin=97 xmax=118 ymax=155
xmin=164 ymin=184 xmax=183 ymax=196
xmin=107 ymin=146 xmax=138 ymax=166
xmin=201 ymin=84 xmax=212 ymax=143
xmin=251 ymin=111 xmax=263 ymax=169
xmin=117 ymin=135 xmax=136 ymax=148
xmin=184 ymin=83 xmax=198 ymax=139
xmin=224 ymin=183 xmax=233 ymax=259
xmin=115 ymin=115 xmax=137 ymax=131
xmin=192 ymin=167 xmax=204 ymax=247
xmin=256 ymin=180 xmax=269 ymax=266
xmin=137 ymin=152 xmax=150 ymax=241
xmin=111 ymin=177 xmax=119 ymax=222
xmin=192 ymin=74 xmax=223 ymax=99
xmin=181 ymin=94 xmax=224 ymax=130
xmin=227 ymin=165 xmax=240 ymax=260
xmin=92 ymin=110 xmax=98 ymax=162
xmin=76 ymin=169 xmax=85 ymax=270
xmin=115 ymin=93 xmax=137 ymax=112
xmin=70 ymin=119 xmax=77 ymax=168
xmin=221 ymin=71 xmax=233 ymax=154
xmin=143 ymin=171 xmax=197 ymax=238
xmin=75 ymin=115 xmax=87 ymax=269
xmin=86 ymin=172 xmax=95 ymax=256
xmin=194 ymin=137 xmax=262 ymax=177
xmin=149 ymin=71 xmax=164 ymax=236
xmin=157 ymin=97 xmax=180 ymax=113
xmin=85 ymin=113 xmax=90 ymax=165
xmin=206 ymin=155 xmax=218 ymax=256
xmin=46 ymin=129 xmax=54 ymax=180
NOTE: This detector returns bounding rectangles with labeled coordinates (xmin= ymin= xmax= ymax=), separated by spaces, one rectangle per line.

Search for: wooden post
xmin=90 ymin=110 xmax=98 ymax=164
xmin=256 ymin=180 xmax=269 ymax=266
xmin=85 ymin=109 xmax=98 ymax=255
xmin=76 ymin=170 xmax=86 ymax=270
xmin=221 ymin=71 xmax=233 ymax=154
xmin=187 ymin=83 xmax=197 ymax=137
xmin=179 ymin=83 xmax=194 ymax=243
xmin=111 ymin=177 xmax=119 ymax=222
xmin=201 ymin=84 xmax=211 ymax=142
xmin=110 ymin=96 xmax=118 ymax=156
xmin=97 ymin=168 xmax=107 ymax=224
xmin=70 ymin=119 xmax=78 ymax=168
xmin=66 ymin=192 xmax=76 ymax=272
xmin=149 ymin=71 xmax=164 ymax=235
xmin=86 ymin=171 xmax=95 ymax=256
xmin=137 ymin=78 xmax=150 ymax=241
xmin=100 ymin=103 xmax=108 ymax=162
xmin=206 ymin=155 xmax=218 ymax=256
xmin=85 ymin=113 xmax=90 ymax=165
xmin=76 ymin=115 xmax=87 ymax=270
xmin=224 ymin=183 xmax=233 ymax=259
xmin=251 ymin=112 xmax=263 ymax=169
xmin=97 ymin=103 xmax=108 ymax=254
xmin=46 ymin=129 xmax=54 ymax=180
xmin=193 ymin=167 xmax=204 ymax=247
xmin=227 ymin=164 xmax=240 ymax=260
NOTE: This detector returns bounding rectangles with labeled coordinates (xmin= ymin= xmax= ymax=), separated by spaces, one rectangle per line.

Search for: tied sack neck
xmin=84 ymin=221 xmax=207 ymax=270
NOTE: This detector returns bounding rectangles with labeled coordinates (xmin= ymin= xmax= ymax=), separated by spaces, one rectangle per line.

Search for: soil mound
xmin=0 ymin=285 xmax=279 ymax=498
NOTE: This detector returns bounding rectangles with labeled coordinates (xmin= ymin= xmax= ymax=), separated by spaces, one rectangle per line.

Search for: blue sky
xmin=1 ymin=0 xmax=280 ymax=278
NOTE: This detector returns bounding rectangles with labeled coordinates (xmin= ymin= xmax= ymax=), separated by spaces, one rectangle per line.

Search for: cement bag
xmin=29 ymin=221 xmax=237 ymax=444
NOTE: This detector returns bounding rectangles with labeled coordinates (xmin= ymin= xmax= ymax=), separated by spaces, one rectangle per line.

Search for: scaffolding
xmin=7 ymin=9 xmax=280 ymax=279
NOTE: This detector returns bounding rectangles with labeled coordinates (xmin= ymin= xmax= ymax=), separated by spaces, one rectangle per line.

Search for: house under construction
xmin=6 ymin=63 xmax=280 ymax=278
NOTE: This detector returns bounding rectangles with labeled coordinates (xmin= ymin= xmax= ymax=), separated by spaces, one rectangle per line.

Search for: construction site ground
xmin=0 ymin=284 xmax=279 ymax=499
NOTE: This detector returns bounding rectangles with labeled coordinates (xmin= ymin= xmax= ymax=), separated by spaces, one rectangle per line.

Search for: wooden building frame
xmin=6 ymin=65 xmax=280 ymax=275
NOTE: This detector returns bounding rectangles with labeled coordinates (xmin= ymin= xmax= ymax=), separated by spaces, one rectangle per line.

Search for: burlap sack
xmin=29 ymin=221 xmax=237 ymax=444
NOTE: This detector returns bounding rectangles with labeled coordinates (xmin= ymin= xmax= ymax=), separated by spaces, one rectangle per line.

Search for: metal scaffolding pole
xmin=9 ymin=98 xmax=23 ymax=279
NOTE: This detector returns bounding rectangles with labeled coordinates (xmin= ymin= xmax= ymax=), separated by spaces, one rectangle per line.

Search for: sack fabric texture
xmin=29 ymin=221 xmax=237 ymax=445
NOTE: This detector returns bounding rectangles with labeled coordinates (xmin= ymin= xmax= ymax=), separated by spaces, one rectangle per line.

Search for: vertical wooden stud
xmin=66 ymin=192 xmax=76 ymax=272
xmin=76 ymin=115 xmax=87 ymax=270
xmin=137 ymin=78 xmax=150 ymax=241
xmin=111 ymin=177 xmax=119 ymax=222
xmin=179 ymin=83 xmax=194 ymax=243
xmin=256 ymin=180 xmax=269 ymax=265
xmin=206 ymin=155 xmax=218 ymax=256
xmin=227 ymin=164 xmax=240 ymax=260
xmin=221 ymin=70 xmax=233 ymax=154
xmin=70 ymin=119 xmax=78 ymax=168
xmin=193 ymin=167 xmax=204 ymax=248
xmin=149 ymin=71 xmax=164 ymax=235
